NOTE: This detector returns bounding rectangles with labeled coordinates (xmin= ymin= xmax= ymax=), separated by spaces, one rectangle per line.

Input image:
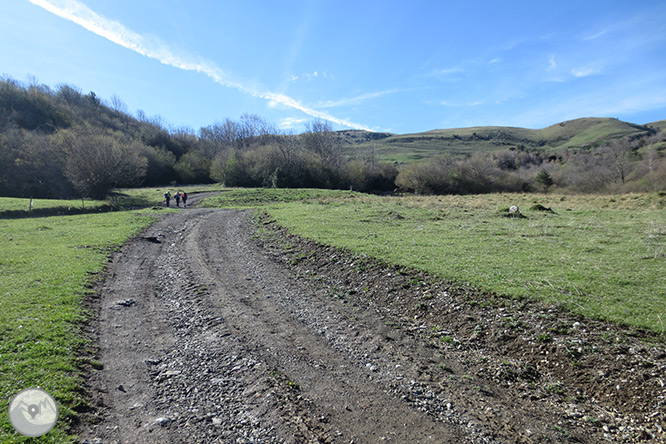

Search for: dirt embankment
xmin=77 ymin=207 xmax=665 ymax=443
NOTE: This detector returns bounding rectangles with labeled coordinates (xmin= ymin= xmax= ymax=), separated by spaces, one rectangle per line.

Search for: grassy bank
xmin=208 ymin=190 xmax=665 ymax=334
xmin=0 ymin=209 xmax=156 ymax=442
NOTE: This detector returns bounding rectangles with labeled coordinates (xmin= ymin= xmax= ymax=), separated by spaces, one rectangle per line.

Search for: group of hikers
xmin=164 ymin=191 xmax=188 ymax=207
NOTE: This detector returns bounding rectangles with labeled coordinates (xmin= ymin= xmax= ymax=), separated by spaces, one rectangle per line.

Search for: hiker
xmin=164 ymin=191 xmax=171 ymax=207
xmin=181 ymin=192 xmax=188 ymax=208
xmin=174 ymin=192 xmax=181 ymax=207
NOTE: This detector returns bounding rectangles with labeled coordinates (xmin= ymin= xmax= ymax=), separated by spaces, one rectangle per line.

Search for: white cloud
xmin=571 ymin=67 xmax=598 ymax=78
xmin=27 ymin=0 xmax=371 ymax=130
xmin=279 ymin=117 xmax=308 ymax=128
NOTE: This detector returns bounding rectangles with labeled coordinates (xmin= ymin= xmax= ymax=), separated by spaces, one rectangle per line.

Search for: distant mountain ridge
xmin=337 ymin=117 xmax=664 ymax=163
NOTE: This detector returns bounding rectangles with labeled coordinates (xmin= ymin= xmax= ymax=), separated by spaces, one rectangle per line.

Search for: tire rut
xmin=186 ymin=210 xmax=464 ymax=443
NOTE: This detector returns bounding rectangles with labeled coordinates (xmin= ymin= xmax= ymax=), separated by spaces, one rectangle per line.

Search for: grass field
xmin=1 ymin=187 xmax=664 ymax=441
xmin=0 ymin=208 xmax=156 ymax=442
xmin=202 ymin=187 xmax=358 ymax=208
xmin=204 ymin=190 xmax=666 ymax=334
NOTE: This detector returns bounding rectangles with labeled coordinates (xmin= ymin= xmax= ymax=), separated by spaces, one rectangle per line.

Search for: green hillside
xmin=341 ymin=117 xmax=656 ymax=163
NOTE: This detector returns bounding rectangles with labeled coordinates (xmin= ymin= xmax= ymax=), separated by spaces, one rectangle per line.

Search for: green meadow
xmin=201 ymin=187 xmax=357 ymax=208
xmin=222 ymin=191 xmax=665 ymax=334
xmin=0 ymin=207 xmax=156 ymax=442
xmin=1 ymin=188 xmax=664 ymax=442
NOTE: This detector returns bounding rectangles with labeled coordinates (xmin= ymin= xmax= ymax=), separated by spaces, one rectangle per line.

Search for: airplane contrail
xmin=27 ymin=0 xmax=373 ymax=131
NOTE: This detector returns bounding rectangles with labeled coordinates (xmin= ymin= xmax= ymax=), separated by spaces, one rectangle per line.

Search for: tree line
xmin=1 ymin=77 xmax=664 ymax=200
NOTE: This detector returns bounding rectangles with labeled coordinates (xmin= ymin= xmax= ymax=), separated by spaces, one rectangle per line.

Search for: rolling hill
xmin=338 ymin=117 xmax=660 ymax=163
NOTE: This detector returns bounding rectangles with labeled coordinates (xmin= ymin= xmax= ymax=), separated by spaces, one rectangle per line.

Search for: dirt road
xmin=78 ymin=206 xmax=665 ymax=443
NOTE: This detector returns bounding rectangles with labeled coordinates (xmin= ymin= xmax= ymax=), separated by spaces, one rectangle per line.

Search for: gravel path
xmin=77 ymin=206 xmax=665 ymax=443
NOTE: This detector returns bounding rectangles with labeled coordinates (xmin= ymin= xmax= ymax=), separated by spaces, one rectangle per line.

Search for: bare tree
xmin=493 ymin=150 xmax=517 ymax=170
xmin=201 ymin=114 xmax=276 ymax=154
xmin=633 ymin=145 xmax=666 ymax=191
xmin=301 ymin=118 xmax=341 ymax=163
xmin=199 ymin=119 xmax=239 ymax=156
xmin=110 ymin=94 xmax=128 ymax=114
xmin=603 ymin=138 xmax=635 ymax=184
xmin=463 ymin=152 xmax=495 ymax=183
xmin=395 ymin=157 xmax=454 ymax=194
xmin=238 ymin=113 xmax=275 ymax=148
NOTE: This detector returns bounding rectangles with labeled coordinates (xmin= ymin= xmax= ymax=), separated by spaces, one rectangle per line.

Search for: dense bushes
xmin=395 ymin=137 xmax=666 ymax=195
xmin=208 ymin=119 xmax=397 ymax=192
xmin=395 ymin=154 xmax=527 ymax=195
xmin=1 ymin=77 xmax=664 ymax=199
xmin=0 ymin=78 xmax=181 ymax=198
xmin=54 ymin=129 xmax=148 ymax=199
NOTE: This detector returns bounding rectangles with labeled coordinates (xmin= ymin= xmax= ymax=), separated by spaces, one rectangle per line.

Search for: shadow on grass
xmin=106 ymin=191 xmax=157 ymax=210
xmin=0 ymin=205 xmax=116 ymax=219
xmin=0 ymin=190 xmax=165 ymax=219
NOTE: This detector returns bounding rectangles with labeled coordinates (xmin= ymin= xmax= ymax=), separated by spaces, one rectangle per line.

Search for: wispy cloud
xmin=424 ymin=57 xmax=501 ymax=81
xmin=27 ymin=0 xmax=372 ymax=130
xmin=289 ymin=71 xmax=334 ymax=83
xmin=422 ymin=66 xmax=465 ymax=80
xmin=318 ymin=90 xmax=398 ymax=108
xmin=571 ymin=67 xmax=599 ymax=78
xmin=440 ymin=100 xmax=485 ymax=107
xmin=548 ymin=55 xmax=557 ymax=71
xmin=583 ymin=28 xmax=610 ymax=41
xmin=433 ymin=67 xmax=465 ymax=75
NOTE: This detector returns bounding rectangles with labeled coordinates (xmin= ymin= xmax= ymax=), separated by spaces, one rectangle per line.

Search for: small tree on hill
xmin=535 ymin=169 xmax=554 ymax=191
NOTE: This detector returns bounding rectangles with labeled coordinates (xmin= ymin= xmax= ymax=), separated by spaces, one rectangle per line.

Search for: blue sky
xmin=2 ymin=1 xmax=666 ymax=134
